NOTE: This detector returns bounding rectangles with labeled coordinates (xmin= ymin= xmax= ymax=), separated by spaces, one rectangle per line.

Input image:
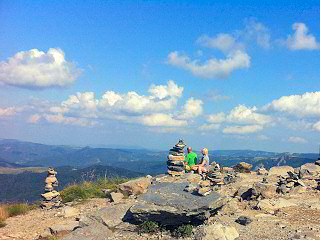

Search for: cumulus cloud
xmin=44 ymin=113 xmax=97 ymax=127
xmin=264 ymin=92 xmax=320 ymax=117
xmin=223 ymin=125 xmax=263 ymax=134
xmin=207 ymin=105 xmax=272 ymax=126
xmin=167 ymin=50 xmax=250 ymax=78
xmin=25 ymin=81 xmax=199 ymax=129
xmin=178 ymin=98 xmax=203 ymax=119
xmin=0 ymin=48 xmax=82 ymax=88
xmin=243 ymin=19 xmax=271 ymax=49
xmin=99 ymin=81 xmax=182 ymax=114
xmin=286 ymin=23 xmax=320 ymax=50
xmin=227 ymin=105 xmax=272 ymax=125
xmin=0 ymin=107 xmax=19 ymax=117
xmin=208 ymin=112 xmax=226 ymax=123
xmin=140 ymin=113 xmax=187 ymax=127
xmin=197 ymin=34 xmax=243 ymax=53
xmin=148 ymin=80 xmax=183 ymax=99
xmin=288 ymin=136 xmax=307 ymax=144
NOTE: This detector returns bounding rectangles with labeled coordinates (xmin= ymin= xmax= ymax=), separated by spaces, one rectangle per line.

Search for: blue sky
xmin=1 ymin=1 xmax=320 ymax=152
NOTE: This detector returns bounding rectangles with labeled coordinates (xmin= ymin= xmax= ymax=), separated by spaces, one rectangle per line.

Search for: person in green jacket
xmin=184 ymin=146 xmax=197 ymax=171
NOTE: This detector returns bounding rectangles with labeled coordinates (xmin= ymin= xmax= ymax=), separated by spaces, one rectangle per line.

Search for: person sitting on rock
xmin=184 ymin=146 xmax=197 ymax=172
xmin=197 ymin=148 xmax=210 ymax=174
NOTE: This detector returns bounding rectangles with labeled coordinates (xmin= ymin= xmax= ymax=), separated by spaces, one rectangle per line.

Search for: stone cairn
xmin=167 ymin=139 xmax=186 ymax=176
xmin=198 ymin=162 xmax=237 ymax=196
xmin=276 ymin=171 xmax=305 ymax=194
xmin=41 ymin=167 xmax=62 ymax=209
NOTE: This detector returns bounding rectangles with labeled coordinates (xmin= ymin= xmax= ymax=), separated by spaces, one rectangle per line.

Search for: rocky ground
xmin=0 ymin=163 xmax=319 ymax=240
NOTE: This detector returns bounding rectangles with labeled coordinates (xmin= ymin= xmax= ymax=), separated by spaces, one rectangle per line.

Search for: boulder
xmin=252 ymin=183 xmax=277 ymax=199
xmin=233 ymin=162 xmax=252 ymax=173
xmin=315 ymin=160 xmax=320 ymax=166
xmin=118 ymin=177 xmax=151 ymax=196
xmin=257 ymin=168 xmax=268 ymax=175
xmin=268 ymin=166 xmax=294 ymax=176
xmin=88 ymin=202 xmax=134 ymax=228
xmin=299 ymin=163 xmax=320 ymax=177
xmin=235 ymin=216 xmax=252 ymax=225
xmin=110 ymin=192 xmax=124 ymax=203
xmin=257 ymin=198 xmax=297 ymax=213
xmin=61 ymin=222 xmax=113 ymax=240
xmin=63 ymin=206 xmax=80 ymax=218
xmin=49 ymin=221 xmax=79 ymax=235
xmin=202 ymin=223 xmax=239 ymax=240
xmin=128 ymin=181 xmax=222 ymax=226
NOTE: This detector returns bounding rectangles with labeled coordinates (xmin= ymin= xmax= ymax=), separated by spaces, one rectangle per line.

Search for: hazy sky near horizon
xmin=1 ymin=1 xmax=320 ymax=152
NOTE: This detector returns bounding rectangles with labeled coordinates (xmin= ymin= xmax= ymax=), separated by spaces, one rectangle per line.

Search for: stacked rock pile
xmin=276 ymin=171 xmax=305 ymax=194
xmin=167 ymin=139 xmax=186 ymax=176
xmin=41 ymin=167 xmax=62 ymax=209
xmin=206 ymin=163 xmax=224 ymax=186
xmin=197 ymin=180 xmax=211 ymax=196
xmin=257 ymin=167 xmax=268 ymax=175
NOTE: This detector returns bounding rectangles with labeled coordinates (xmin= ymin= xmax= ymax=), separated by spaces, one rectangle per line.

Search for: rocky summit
xmin=0 ymin=160 xmax=320 ymax=240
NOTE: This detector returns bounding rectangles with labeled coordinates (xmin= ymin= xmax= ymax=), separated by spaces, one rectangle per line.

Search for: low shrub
xmin=172 ymin=224 xmax=193 ymax=238
xmin=0 ymin=203 xmax=34 ymax=228
xmin=137 ymin=221 xmax=159 ymax=234
xmin=60 ymin=178 xmax=130 ymax=203
xmin=7 ymin=203 xmax=30 ymax=217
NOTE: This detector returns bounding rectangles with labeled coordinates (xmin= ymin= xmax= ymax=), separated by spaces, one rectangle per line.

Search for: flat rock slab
xmin=61 ymin=222 xmax=112 ymax=240
xmin=129 ymin=181 xmax=221 ymax=225
xmin=139 ymin=182 xmax=221 ymax=211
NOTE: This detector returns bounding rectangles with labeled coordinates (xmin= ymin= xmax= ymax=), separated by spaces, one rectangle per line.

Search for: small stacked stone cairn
xmin=276 ymin=171 xmax=305 ymax=194
xmin=167 ymin=139 xmax=186 ymax=176
xmin=41 ymin=167 xmax=62 ymax=209
xmin=206 ymin=162 xmax=224 ymax=187
xmin=257 ymin=166 xmax=268 ymax=175
xmin=197 ymin=180 xmax=211 ymax=196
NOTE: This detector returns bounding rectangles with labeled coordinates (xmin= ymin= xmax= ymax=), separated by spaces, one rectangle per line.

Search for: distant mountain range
xmin=0 ymin=139 xmax=318 ymax=173
xmin=0 ymin=139 xmax=319 ymax=203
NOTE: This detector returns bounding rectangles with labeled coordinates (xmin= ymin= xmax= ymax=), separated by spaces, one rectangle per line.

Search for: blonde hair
xmin=202 ymin=148 xmax=208 ymax=155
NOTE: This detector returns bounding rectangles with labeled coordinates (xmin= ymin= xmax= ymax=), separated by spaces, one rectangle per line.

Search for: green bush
xmin=172 ymin=224 xmax=193 ymax=238
xmin=60 ymin=178 xmax=130 ymax=203
xmin=137 ymin=221 xmax=159 ymax=234
xmin=6 ymin=203 xmax=30 ymax=217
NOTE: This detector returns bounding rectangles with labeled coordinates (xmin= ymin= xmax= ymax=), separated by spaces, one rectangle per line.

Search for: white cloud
xmin=208 ymin=112 xmax=226 ymax=123
xmin=178 ymin=98 xmax=203 ymax=119
xmin=99 ymin=81 xmax=182 ymax=114
xmin=148 ymin=80 xmax=183 ymax=99
xmin=0 ymin=48 xmax=82 ymax=88
xmin=140 ymin=113 xmax=187 ymax=127
xmin=198 ymin=123 xmax=220 ymax=131
xmin=286 ymin=23 xmax=320 ymax=50
xmin=167 ymin=50 xmax=251 ymax=78
xmin=227 ymin=105 xmax=272 ymax=125
xmin=243 ymin=19 xmax=271 ymax=49
xmin=264 ymin=92 xmax=320 ymax=117
xmin=197 ymin=34 xmax=243 ymax=53
xmin=44 ymin=113 xmax=97 ymax=127
xmin=0 ymin=107 xmax=18 ymax=117
xmin=223 ymin=125 xmax=263 ymax=134
xmin=288 ymin=136 xmax=307 ymax=144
